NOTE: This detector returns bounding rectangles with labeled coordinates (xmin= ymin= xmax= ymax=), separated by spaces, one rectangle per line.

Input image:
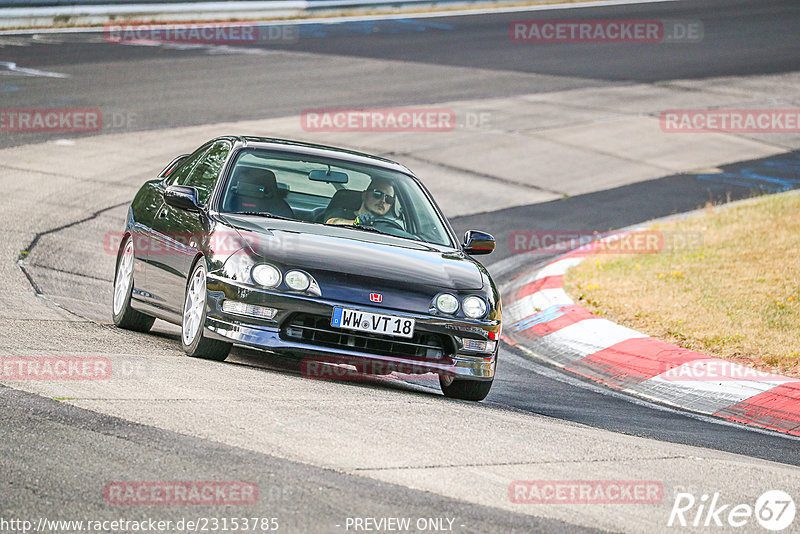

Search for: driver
xmin=325 ymin=178 xmax=395 ymax=226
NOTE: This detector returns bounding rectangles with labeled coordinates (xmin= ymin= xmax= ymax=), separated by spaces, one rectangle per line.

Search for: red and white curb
xmin=500 ymin=234 xmax=800 ymax=437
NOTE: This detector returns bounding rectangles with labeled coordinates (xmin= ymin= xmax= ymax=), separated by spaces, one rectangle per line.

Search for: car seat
xmin=317 ymin=189 xmax=363 ymax=222
xmin=229 ymin=167 xmax=294 ymax=219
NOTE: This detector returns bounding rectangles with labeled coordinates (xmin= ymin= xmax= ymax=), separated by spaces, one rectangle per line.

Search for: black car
xmin=112 ymin=136 xmax=501 ymax=400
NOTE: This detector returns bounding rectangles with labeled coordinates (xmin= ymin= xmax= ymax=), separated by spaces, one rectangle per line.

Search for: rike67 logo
xmin=668 ymin=490 xmax=795 ymax=531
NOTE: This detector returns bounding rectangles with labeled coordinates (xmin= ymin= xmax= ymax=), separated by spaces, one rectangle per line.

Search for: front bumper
xmin=205 ymin=275 xmax=498 ymax=380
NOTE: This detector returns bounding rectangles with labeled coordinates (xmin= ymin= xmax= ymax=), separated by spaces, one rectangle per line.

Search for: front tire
xmin=182 ymin=259 xmax=231 ymax=361
xmin=112 ymin=235 xmax=155 ymax=332
xmin=439 ymin=374 xmax=493 ymax=401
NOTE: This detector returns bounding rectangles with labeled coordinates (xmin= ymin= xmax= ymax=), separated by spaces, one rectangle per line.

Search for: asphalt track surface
xmin=1 ymin=385 xmax=595 ymax=534
xmin=2 ymin=0 xmax=800 ymax=531
xmin=1 ymin=0 xmax=799 ymax=148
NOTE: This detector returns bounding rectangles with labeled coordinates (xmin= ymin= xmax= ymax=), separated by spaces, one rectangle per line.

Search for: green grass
xmin=564 ymin=192 xmax=800 ymax=376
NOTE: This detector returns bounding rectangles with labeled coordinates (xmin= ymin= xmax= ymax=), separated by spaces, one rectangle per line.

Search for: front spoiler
xmin=204 ymin=274 xmax=498 ymax=381
xmin=205 ymin=317 xmax=495 ymax=380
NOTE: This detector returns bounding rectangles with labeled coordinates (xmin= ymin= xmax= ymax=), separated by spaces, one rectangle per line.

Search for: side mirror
xmin=164 ymin=185 xmax=201 ymax=212
xmin=463 ymin=230 xmax=495 ymax=255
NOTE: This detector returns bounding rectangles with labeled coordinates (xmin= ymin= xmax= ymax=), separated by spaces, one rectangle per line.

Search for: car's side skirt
xmin=130 ymin=295 xmax=181 ymax=326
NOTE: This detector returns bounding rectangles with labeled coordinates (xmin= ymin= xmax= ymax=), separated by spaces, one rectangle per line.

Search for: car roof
xmin=230 ymin=136 xmax=415 ymax=177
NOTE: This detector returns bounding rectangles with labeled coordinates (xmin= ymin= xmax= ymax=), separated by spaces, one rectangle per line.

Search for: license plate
xmin=331 ymin=307 xmax=415 ymax=338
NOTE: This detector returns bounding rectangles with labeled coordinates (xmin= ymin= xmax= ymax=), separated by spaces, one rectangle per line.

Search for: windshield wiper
xmin=324 ymin=222 xmax=384 ymax=234
xmin=228 ymin=211 xmax=294 ymax=221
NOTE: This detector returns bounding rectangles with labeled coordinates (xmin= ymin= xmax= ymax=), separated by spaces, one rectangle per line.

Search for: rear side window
xmin=180 ymin=141 xmax=231 ymax=205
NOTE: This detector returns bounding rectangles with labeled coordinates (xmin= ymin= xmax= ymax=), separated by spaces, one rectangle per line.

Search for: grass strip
xmin=564 ymin=192 xmax=800 ymax=377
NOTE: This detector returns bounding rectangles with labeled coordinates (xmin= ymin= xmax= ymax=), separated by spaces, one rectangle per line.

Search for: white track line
xmin=0 ymin=61 xmax=69 ymax=78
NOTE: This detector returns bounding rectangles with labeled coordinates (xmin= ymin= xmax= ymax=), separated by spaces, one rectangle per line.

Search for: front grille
xmin=280 ymin=313 xmax=454 ymax=360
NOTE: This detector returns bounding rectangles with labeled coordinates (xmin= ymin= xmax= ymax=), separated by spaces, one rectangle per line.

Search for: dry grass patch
xmin=564 ymin=192 xmax=800 ymax=377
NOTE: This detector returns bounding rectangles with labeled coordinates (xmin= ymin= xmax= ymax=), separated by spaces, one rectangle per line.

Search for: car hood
xmin=220 ymin=215 xmax=484 ymax=291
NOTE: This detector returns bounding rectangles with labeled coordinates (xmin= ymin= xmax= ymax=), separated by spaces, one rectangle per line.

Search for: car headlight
xmin=285 ymin=270 xmax=310 ymax=291
xmin=252 ymin=264 xmax=281 ymax=288
xmin=435 ymin=293 xmax=459 ymax=314
xmin=462 ymin=296 xmax=487 ymax=319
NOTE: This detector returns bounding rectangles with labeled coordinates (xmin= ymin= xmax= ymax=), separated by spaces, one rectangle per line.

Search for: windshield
xmin=218 ymin=148 xmax=454 ymax=247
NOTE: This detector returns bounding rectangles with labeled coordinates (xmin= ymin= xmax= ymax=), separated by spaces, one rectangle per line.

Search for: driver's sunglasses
xmin=369 ymin=189 xmax=395 ymax=205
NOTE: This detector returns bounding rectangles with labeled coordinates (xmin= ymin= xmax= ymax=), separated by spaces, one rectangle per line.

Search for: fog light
xmin=285 ymin=326 xmax=304 ymax=338
xmin=222 ymin=300 xmax=277 ymax=319
xmin=285 ymin=270 xmax=311 ymax=291
xmin=460 ymin=338 xmax=496 ymax=353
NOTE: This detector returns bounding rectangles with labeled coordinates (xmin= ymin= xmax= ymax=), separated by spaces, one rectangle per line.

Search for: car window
xmin=232 ymin=151 xmax=373 ymax=197
xmin=180 ymin=141 xmax=231 ymax=205
xmin=220 ymin=148 xmax=454 ymax=247
xmin=165 ymin=144 xmax=210 ymax=186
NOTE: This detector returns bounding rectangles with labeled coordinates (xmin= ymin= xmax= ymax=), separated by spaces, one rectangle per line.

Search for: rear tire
xmin=439 ymin=374 xmax=493 ymax=401
xmin=181 ymin=259 xmax=231 ymax=361
xmin=112 ymin=235 xmax=155 ymax=333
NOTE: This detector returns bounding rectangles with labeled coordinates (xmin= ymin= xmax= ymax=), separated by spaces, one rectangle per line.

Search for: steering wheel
xmin=370 ymin=217 xmax=405 ymax=230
